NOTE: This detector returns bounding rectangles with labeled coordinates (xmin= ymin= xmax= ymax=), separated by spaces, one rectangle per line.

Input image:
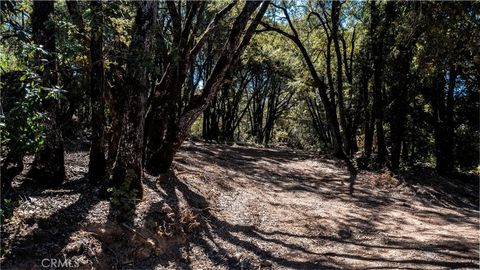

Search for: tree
xmin=245 ymin=61 xmax=293 ymax=145
xmin=386 ymin=2 xmax=423 ymax=171
xmin=28 ymin=0 xmax=65 ymax=186
xmin=415 ymin=1 xmax=478 ymax=174
xmin=145 ymin=1 xmax=270 ymax=175
xmin=144 ymin=1 xmax=239 ymax=173
xmin=88 ymin=0 xmax=106 ymax=183
xmin=203 ymin=67 xmax=252 ymax=143
xmin=109 ymin=1 xmax=158 ymax=206
xmin=1 ymin=0 xmax=478 ymax=204
xmin=260 ymin=2 xmax=346 ymax=159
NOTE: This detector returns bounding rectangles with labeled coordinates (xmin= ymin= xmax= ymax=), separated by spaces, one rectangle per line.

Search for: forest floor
xmin=1 ymin=141 xmax=479 ymax=269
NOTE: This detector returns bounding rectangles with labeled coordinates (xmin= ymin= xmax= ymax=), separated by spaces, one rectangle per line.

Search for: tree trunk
xmin=109 ymin=1 xmax=157 ymax=207
xmin=305 ymin=48 xmax=345 ymax=158
xmin=442 ymin=66 xmax=457 ymax=174
xmin=388 ymin=2 xmax=421 ymax=171
xmin=145 ymin=1 xmax=269 ymax=173
xmin=144 ymin=56 xmax=189 ymax=173
xmin=146 ymin=115 xmax=180 ymax=175
xmin=144 ymin=110 xmax=167 ymax=163
xmin=359 ymin=54 xmax=373 ymax=161
xmin=431 ymin=67 xmax=457 ymax=175
xmin=29 ymin=0 xmax=65 ymax=186
xmin=372 ymin=78 xmax=387 ymax=165
xmin=331 ymin=1 xmax=351 ymax=156
xmin=88 ymin=0 xmax=106 ymax=183
xmin=202 ymin=107 xmax=211 ymax=140
xmin=369 ymin=1 xmax=392 ymax=165
xmin=389 ymin=46 xmax=416 ymax=171
xmin=306 ymin=97 xmax=331 ymax=147
xmin=106 ymin=85 xmax=124 ymax=168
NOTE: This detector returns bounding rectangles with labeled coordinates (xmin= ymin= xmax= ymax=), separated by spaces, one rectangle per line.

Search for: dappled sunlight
xmin=167 ymin=142 xmax=479 ymax=269
xmin=2 ymin=144 xmax=478 ymax=269
xmin=1 ymin=0 xmax=478 ymax=269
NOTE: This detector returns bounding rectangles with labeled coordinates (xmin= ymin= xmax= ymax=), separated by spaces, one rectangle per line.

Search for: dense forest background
xmin=1 ymin=1 xmax=479 ymax=269
xmin=1 ymin=0 xmax=479 ymax=217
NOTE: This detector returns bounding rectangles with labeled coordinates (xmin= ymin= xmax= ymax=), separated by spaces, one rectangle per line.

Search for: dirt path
xmin=172 ymin=142 xmax=479 ymax=269
xmin=1 ymin=142 xmax=478 ymax=269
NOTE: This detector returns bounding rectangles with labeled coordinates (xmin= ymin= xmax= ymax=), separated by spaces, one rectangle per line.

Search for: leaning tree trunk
xmin=109 ymin=1 xmax=157 ymax=208
xmin=261 ymin=4 xmax=346 ymax=158
xmin=88 ymin=0 xmax=106 ymax=183
xmin=147 ymin=1 xmax=270 ymax=174
xmin=301 ymin=40 xmax=345 ymax=158
xmin=331 ymin=0 xmax=351 ymax=156
xmin=29 ymin=0 xmax=65 ymax=186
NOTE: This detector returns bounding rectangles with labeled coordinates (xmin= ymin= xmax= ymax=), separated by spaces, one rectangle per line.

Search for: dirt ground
xmin=1 ymin=141 xmax=479 ymax=269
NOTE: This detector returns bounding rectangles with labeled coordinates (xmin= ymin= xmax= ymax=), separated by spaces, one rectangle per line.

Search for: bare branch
xmin=190 ymin=1 xmax=237 ymax=57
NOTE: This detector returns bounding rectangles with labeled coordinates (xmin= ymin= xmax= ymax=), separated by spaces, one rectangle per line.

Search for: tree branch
xmin=190 ymin=1 xmax=237 ymax=57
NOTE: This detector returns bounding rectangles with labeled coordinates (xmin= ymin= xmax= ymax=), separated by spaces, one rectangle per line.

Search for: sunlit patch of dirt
xmin=1 ymin=141 xmax=478 ymax=269
xmin=174 ymin=141 xmax=479 ymax=269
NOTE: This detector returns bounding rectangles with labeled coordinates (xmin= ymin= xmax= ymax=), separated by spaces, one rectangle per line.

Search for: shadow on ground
xmin=1 ymin=142 xmax=478 ymax=269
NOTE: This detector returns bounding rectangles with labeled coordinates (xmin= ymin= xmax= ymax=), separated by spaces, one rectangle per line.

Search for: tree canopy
xmin=1 ymin=0 xmax=479 ymax=218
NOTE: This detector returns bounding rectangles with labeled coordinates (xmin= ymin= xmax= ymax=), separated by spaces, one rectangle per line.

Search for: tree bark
xmin=146 ymin=114 xmax=180 ymax=175
xmin=147 ymin=1 xmax=270 ymax=174
xmin=368 ymin=1 xmax=393 ymax=165
xmin=388 ymin=2 xmax=422 ymax=171
xmin=109 ymin=1 xmax=157 ymax=204
xmin=88 ymin=0 xmax=106 ymax=183
xmin=106 ymin=70 xmax=125 ymax=169
xmin=331 ymin=1 xmax=351 ymax=156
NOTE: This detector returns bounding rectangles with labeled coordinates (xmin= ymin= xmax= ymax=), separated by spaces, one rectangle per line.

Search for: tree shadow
xmin=179 ymin=143 xmax=356 ymax=198
xmin=143 ymin=171 xmax=479 ymax=269
xmin=143 ymin=172 xmax=342 ymax=269
xmin=3 ymin=143 xmax=477 ymax=269
xmin=1 ymin=174 xmax=103 ymax=269
xmin=397 ymin=166 xmax=479 ymax=211
xmin=160 ymin=142 xmax=479 ymax=269
xmin=322 ymin=252 xmax=479 ymax=269
xmin=180 ymin=142 xmax=479 ymax=213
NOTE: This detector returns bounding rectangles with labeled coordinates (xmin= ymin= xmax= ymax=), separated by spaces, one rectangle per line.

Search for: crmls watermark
xmin=41 ymin=258 xmax=80 ymax=268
